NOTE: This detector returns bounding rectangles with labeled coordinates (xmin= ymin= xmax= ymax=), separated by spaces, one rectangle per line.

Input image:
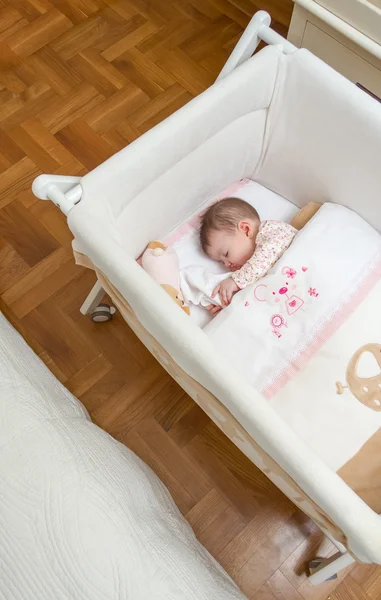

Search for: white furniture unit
xmin=288 ymin=0 xmax=381 ymax=101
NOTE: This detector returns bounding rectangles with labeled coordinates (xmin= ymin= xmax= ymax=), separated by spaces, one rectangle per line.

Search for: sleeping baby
xmin=200 ymin=198 xmax=296 ymax=316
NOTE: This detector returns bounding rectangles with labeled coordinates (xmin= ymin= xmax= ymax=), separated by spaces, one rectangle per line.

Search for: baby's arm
xmin=232 ymin=258 xmax=264 ymax=289
xmin=232 ymin=222 xmax=296 ymax=289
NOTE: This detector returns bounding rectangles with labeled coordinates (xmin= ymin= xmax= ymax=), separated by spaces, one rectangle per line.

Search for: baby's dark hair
xmin=200 ymin=197 xmax=260 ymax=253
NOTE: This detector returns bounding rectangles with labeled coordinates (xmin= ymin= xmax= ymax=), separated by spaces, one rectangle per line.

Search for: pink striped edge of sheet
xmin=137 ymin=179 xmax=251 ymax=261
xmin=163 ymin=179 xmax=251 ymax=247
xmin=263 ymin=257 xmax=381 ymax=400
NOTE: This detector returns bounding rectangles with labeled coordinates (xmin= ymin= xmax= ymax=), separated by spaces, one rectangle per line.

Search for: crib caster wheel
xmin=308 ymin=559 xmax=337 ymax=581
xmin=90 ymin=303 xmax=116 ymax=322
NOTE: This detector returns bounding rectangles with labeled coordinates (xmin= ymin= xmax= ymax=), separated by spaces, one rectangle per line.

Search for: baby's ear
xmin=238 ymin=220 xmax=251 ymax=236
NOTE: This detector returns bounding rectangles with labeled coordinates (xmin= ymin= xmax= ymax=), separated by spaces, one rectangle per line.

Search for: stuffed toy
xmin=141 ymin=241 xmax=190 ymax=315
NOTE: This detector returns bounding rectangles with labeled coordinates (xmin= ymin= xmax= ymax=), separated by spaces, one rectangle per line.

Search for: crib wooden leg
xmin=308 ymin=551 xmax=355 ymax=585
xmin=80 ymin=280 xmax=105 ymax=315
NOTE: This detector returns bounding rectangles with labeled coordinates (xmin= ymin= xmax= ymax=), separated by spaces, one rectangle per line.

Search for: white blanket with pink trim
xmin=205 ymin=203 xmax=381 ymax=473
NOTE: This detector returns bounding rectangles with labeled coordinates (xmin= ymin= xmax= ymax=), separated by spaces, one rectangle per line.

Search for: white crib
xmin=32 ymin=12 xmax=381 ymax=584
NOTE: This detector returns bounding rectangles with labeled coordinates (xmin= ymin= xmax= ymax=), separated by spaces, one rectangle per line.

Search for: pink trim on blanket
xmin=163 ymin=179 xmax=251 ymax=247
xmin=263 ymin=258 xmax=381 ymax=400
xmin=137 ymin=179 xmax=251 ymax=262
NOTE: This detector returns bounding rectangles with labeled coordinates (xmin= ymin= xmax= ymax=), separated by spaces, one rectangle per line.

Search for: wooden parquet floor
xmin=0 ymin=1 xmax=380 ymax=598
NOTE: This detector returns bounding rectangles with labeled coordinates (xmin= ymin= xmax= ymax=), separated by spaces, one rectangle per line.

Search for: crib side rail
xmin=31 ymin=11 xmax=295 ymax=213
xmin=217 ymin=10 xmax=297 ymax=82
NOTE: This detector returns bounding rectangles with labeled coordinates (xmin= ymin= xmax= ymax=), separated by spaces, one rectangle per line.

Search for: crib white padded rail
xmin=31 ymin=11 xmax=296 ymax=216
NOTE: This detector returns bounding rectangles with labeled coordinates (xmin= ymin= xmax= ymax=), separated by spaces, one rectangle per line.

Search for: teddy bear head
xmin=161 ymin=284 xmax=190 ymax=315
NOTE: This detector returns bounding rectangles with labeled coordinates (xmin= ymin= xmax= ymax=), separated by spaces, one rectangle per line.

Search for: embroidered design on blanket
xmin=270 ymin=314 xmax=287 ymax=338
xmin=336 ymin=343 xmax=381 ymax=411
xmin=253 ymin=266 xmax=319 ymax=338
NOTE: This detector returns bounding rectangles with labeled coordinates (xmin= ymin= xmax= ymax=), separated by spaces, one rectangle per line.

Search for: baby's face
xmin=206 ymin=220 xmax=258 ymax=270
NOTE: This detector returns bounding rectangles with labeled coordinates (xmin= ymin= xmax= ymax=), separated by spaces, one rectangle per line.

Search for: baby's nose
xmin=223 ymin=260 xmax=231 ymax=268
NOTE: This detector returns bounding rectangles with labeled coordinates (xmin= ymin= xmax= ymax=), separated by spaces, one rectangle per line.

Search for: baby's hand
xmin=212 ymin=277 xmax=239 ymax=307
xmin=206 ymin=304 xmax=222 ymax=317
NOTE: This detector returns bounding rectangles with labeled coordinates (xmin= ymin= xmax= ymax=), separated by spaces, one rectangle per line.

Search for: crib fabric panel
xmin=78 ymin=46 xmax=279 ymax=227
xmin=338 ymin=428 xmax=381 ymax=514
xmin=256 ymin=49 xmax=381 ymax=231
xmin=116 ymin=112 xmax=266 ymax=257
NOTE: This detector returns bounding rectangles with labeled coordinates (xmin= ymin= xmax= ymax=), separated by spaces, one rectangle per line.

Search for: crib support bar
xmin=308 ymin=551 xmax=355 ymax=585
xmin=217 ymin=10 xmax=296 ymax=81
xmin=32 ymin=175 xmax=83 ymax=216
xmin=259 ymin=26 xmax=297 ymax=54
xmin=80 ymin=280 xmax=105 ymax=315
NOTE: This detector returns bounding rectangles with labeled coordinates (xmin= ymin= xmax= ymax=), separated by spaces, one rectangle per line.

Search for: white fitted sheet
xmin=166 ymin=179 xmax=299 ymax=328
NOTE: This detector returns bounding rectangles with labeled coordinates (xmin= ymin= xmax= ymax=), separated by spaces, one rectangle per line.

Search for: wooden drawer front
xmin=316 ymin=0 xmax=381 ymax=45
xmin=302 ymin=21 xmax=381 ymax=100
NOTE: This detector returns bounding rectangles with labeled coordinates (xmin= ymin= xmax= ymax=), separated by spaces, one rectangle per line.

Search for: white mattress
xmin=168 ymin=179 xmax=299 ymax=328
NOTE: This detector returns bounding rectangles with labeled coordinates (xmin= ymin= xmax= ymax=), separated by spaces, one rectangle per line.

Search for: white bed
xmin=0 ymin=314 xmax=246 ymax=600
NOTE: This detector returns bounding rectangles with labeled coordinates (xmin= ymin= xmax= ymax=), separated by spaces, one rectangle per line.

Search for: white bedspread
xmin=205 ymin=204 xmax=381 ymax=471
xmin=0 ymin=314 xmax=245 ymax=600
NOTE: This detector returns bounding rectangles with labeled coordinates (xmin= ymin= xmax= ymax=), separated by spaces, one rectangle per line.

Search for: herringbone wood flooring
xmin=1 ymin=1 xmax=380 ymax=598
